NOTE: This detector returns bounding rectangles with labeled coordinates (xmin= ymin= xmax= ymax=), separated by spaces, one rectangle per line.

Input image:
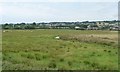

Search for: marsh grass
xmin=2 ymin=29 xmax=118 ymax=70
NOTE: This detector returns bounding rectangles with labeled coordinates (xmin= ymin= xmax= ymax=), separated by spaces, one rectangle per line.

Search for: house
xmin=110 ymin=26 xmax=120 ymax=31
xmin=96 ymin=22 xmax=105 ymax=27
xmin=87 ymin=25 xmax=98 ymax=30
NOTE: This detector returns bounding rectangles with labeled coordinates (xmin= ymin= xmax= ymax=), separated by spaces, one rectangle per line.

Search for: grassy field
xmin=0 ymin=30 xmax=2 ymax=71
xmin=2 ymin=29 xmax=118 ymax=70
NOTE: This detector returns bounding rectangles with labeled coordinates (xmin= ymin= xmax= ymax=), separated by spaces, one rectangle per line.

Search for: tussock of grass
xmin=60 ymin=34 xmax=118 ymax=47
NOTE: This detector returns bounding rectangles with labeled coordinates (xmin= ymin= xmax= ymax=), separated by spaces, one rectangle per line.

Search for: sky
xmin=0 ymin=0 xmax=119 ymax=2
xmin=0 ymin=0 xmax=119 ymax=23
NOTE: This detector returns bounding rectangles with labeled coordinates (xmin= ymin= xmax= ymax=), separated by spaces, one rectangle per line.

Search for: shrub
xmin=35 ymin=54 xmax=41 ymax=60
xmin=91 ymin=62 xmax=99 ymax=68
xmin=27 ymin=53 xmax=35 ymax=59
xmin=60 ymin=46 xmax=63 ymax=48
xmin=48 ymin=62 xmax=57 ymax=68
xmin=21 ymin=53 xmax=27 ymax=57
xmin=83 ymin=61 xmax=90 ymax=65
xmin=108 ymin=50 xmax=111 ymax=53
xmin=67 ymin=49 xmax=69 ymax=52
xmin=68 ymin=61 xmax=72 ymax=66
xmin=84 ymin=47 xmax=87 ymax=48
xmin=42 ymin=55 xmax=47 ymax=59
xmin=97 ymin=54 xmax=101 ymax=56
xmin=59 ymin=58 xmax=64 ymax=62
xmin=104 ymin=50 xmax=107 ymax=52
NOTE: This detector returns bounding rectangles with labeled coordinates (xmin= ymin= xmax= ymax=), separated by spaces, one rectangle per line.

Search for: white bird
xmin=55 ymin=36 xmax=60 ymax=39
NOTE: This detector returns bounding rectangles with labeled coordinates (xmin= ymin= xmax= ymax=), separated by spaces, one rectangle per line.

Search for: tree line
xmin=0 ymin=20 xmax=119 ymax=30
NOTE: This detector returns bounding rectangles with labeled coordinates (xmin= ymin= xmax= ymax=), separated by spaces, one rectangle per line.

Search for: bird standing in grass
xmin=55 ymin=36 xmax=60 ymax=39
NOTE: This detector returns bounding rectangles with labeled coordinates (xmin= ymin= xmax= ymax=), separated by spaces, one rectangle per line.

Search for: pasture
xmin=2 ymin=29 xmax=118 ymax=70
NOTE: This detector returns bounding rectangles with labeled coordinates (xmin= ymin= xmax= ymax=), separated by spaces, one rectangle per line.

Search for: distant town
xmin=1 ymin=20 xmax=120 ymax=31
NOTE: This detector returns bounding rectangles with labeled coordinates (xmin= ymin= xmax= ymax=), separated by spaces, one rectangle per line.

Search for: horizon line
xmin=1 ymin=19 xmax=118 ymax=24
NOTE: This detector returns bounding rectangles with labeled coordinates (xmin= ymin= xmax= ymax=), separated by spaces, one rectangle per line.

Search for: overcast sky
xmin=0 ymin=0 xmax=119 ymax=23
xmin=0 ymin=0 xmax=119 ymax=2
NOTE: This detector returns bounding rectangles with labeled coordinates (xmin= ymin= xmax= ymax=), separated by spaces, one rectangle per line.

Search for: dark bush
xmin=48 ymin=62 xmax=57 ymax=68
xmin=60 ymin=58 xmax=64 ymax=62
xmin=35 ymin=54 xmax=41 ymax=60
xmin=84 ymin=47 xmax=87 ymax=48
xmin=42 ymin=55 xmax=47 ymax=59
xmin=27 ymin=54 xmax=35 ymax=59
xmin=108 ymin=50 xmax=111 ymax=53
xmin=67 ymin=49 xmax=69 ymax=52
xmin=104 ymin=50 xmax=107 ymax=52
xmin=68 ymin=61 xmax=72 ymax=66
xmin=83 ymin=61 xmax=90 ymax=65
